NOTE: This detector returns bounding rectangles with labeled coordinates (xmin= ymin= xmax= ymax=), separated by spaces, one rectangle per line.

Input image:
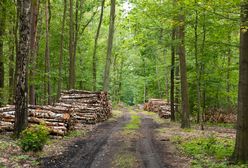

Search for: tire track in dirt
xmin=42 ymin=109 xmax=130 ymax=168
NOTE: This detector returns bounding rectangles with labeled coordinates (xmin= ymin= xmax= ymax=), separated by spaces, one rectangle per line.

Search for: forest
xmin=0 ymin=0 xmax=248 ymax=167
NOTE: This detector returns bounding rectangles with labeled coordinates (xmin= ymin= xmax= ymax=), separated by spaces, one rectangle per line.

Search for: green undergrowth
xmin=172 ymin=135 xmax=247 ymax=168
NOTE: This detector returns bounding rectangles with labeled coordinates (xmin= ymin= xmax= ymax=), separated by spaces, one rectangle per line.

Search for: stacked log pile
xmin=204 ymin=108 xmax=237 ymax=123
xmin=144 ymin=99 xmax=171 ymax=119
xmin=0 ymin=90 xmax=112 ymax=135
xmin=59 ymin=90 xmax=112 ymax=126
xmin=0 ymin=105 xmax=71 ymax=136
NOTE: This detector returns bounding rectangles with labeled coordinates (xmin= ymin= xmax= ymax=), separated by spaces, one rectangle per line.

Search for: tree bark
xmin=69 ymin=0 xmax=75 ymax=89
xmin=92 ymin=0 xmax=105 ymax=91
xmin=170 ymin=28 xmax=176 ymax=121
xmin=57 ymin=0 xmax=67 ymax=100
xmin=178 ymin=10 xmax=190 ymax=129
xmin=103 ymin=0 xmax=116 ymax=92
xmin=29 ymin=0 xmax=39 ymax=105
xmin=0 ymin=0 xmax=6 ymax=106
xmin=14 ymin=0 xmax=31 ymax=136
xmin=233 ymin=2 xmax=248 ymax=163
xmin=45 ymin=0 xmax=51 ymax=105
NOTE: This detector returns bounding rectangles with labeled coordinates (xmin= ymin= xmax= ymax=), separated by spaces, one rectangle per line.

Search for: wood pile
xmin=0 ymin=90 xmax=112 ymax=136
xmin=59 ymin=90 xmax=112 ymax=126
xmin=204 ymin=108 xmax=237 ymax=123
xmin=144 ymin=99 xmax=171 ymax=119
xmin=0 ymin=105 xmax=71 ymax=136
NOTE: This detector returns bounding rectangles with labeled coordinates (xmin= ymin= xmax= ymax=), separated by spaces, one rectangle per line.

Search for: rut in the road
xmin=42 ymin=111 xmax=130 ymax=168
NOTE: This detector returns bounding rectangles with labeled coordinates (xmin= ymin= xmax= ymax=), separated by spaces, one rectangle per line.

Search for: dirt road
xmin=42 ymin=109 xmax=187 ymax=168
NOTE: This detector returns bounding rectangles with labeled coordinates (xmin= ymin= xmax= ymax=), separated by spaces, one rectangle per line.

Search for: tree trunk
xmin=226 ymin=34 xmax=231 ymax=105
xmin=103 ymin=0 xmax=115 ymax=92
xmin=29 ymin=0 xmax=39 ymax=105
xmin=92 ymin=0 xmax=105 ymax=91
xmin=233 ymin=2 xmax=248 ymax=163
xmin=45 ymin=0 xmax=51 ymax=105
xmin=178 ymin=10 xmax=190 ymax=129
xmin=8 ymin=27 xmax=15 ymax=104
xmin=69 ymin=0 xmax=75 ymax=89
xmin=170 ymin=28 xmax=176 ymax=121
xmin=0 ymin=0 xmax=6 ymax=107
xmin=14 ymin=0 xmax=31 ymax=137
xmin=57 ymin=0 xmax=67 ymax=100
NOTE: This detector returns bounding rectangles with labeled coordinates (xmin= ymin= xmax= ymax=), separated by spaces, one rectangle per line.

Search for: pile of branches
xmin=144 ymin=99 xmax=171 ymax=119
xmin=0 ymin=105 xmax=71 ymax=136
xmin=58 ymin=90 xmax=112 ymax=126
xmin=204 ymin=108 xmax=237 ymax=123
xmin=0 ymin=90 xmax=112 ymax=136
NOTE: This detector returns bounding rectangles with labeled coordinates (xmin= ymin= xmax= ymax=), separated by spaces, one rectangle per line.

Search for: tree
xmin=103 ymin=0 xmax=116 ymax=92
xmin=178 ymin=5 xmax=190 ymax=129
xmin=14 ymin=0 xmax=31 ymax=136
xmin=0 ymin=0 xmax=6 ymax=106
xmin=170 ymin=27 xmax=176 ymax=121
xmin=92 ymin=0 xmax=105 ymax=91
xmin=233 ymin=1 xmax=248 ymax=163
xmin=29 ymin=0 xmax=39 ymax=105
xmin=69 ymin=0 xmax=75 ymax=89
xmin=44 ymin=0 xmax=51 ymax=104
xmin=57 ymin=0 xmax=67 ymax=99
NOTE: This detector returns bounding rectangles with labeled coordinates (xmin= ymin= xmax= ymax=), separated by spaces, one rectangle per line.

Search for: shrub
xmin=19 ymin=124 xmax=49 ymax=152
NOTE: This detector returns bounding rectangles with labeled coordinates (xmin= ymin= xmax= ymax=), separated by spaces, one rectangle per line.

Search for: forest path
xmin=41 ymin=108 xmax=180 ymax=168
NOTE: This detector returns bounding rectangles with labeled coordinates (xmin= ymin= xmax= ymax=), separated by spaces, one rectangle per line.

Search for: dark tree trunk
xmin=29 ymin=0 xmax=39 ymax=105
xmin=233 ymin=2 xmax=248 ymax=163
xmin=170 ymin=28 xmax=176 ymax=121
xmin=45 ymin=0 xmax=51 ymax=105
xmin=69 ymin=0 xmax=75 ymax=89
xmin=0 ymin=0 xmax=6 ymax=106
xmin=103 ymin=0 xmax=115 ymax=92
xmin=57 ymin=0 xmax=67 ymax=99
xmin=178 ymin=11 xmax=190 ymax=129
xmin=14 ymin=0 xmax=31 ymax=136
xmin=92 ymin=0 xmax=105 ymax=91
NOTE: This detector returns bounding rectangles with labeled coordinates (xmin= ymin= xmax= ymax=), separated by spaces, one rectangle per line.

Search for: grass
xmin=141 ymin=111 xmax=167 ymax=124
xmin=112 ymin=152 xmax=138 ymax=168
xmin=64 ymin=130 xmax=87 ymax=139
xmin=107 ymin=110 xmax=123 ymax=122
xmin=172 ymin=135 xmax=247 ymax=168
xmin=124 ymin=115 xmax=141 ymax=130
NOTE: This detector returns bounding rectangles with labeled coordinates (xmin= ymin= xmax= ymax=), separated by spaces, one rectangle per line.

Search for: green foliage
xmin=19 ymin=124 xmax=49 ymax=152
xmin=181 ymin=135 xmax=234 ymax=159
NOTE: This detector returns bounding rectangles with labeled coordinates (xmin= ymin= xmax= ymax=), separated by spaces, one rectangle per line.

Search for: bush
xmin=19 ymin=124 xmax=49 ymax=152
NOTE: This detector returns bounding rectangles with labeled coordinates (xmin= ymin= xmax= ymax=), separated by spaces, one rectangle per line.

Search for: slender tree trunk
xmin=14 ymin=0 xmax=31 ymax=137
xmin=29 ymin=0 xmax=39 ymax=105
xmin=155 ymin=55 xmax=162 ymax=98
xmin=57 ymin=0 xmax=67 ymax=99
xmin=45 ymin=0 xmax=51 ymax=105
xmin=170 ymin=28 xmax=176 ymax=121
xmin=92 ymin=0 xmax=105 ymax=91
xmin=178 ymin=10 xmax=190 ymax=129
xmin=226 ymin=34 xmax=231 ymax=105
xmin=233 ymin=2 xmax=248 ymax=163
xmin=69 ymin=0 xmax=75 ymax=89
xmin=0 ymin=0 xmax=6 ymax=106
xmin=103 ymin=0 xmax=115 ymax=92
xmin=143 ymin=57 xmax=147 ymax=103
xmin=8 ymin=26 xmax=15 ymax=104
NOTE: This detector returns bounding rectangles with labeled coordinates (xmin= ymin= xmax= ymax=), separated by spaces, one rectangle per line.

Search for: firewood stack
xmin=204 ymin=108 xmax=237 ymax=123
xmin=59 ymin=90 xmax=112 ymax=126
xmin=144 ymin=99 xmax=171 ymax=119
xmin=0 ymin=105 xmax=71 ymax=136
